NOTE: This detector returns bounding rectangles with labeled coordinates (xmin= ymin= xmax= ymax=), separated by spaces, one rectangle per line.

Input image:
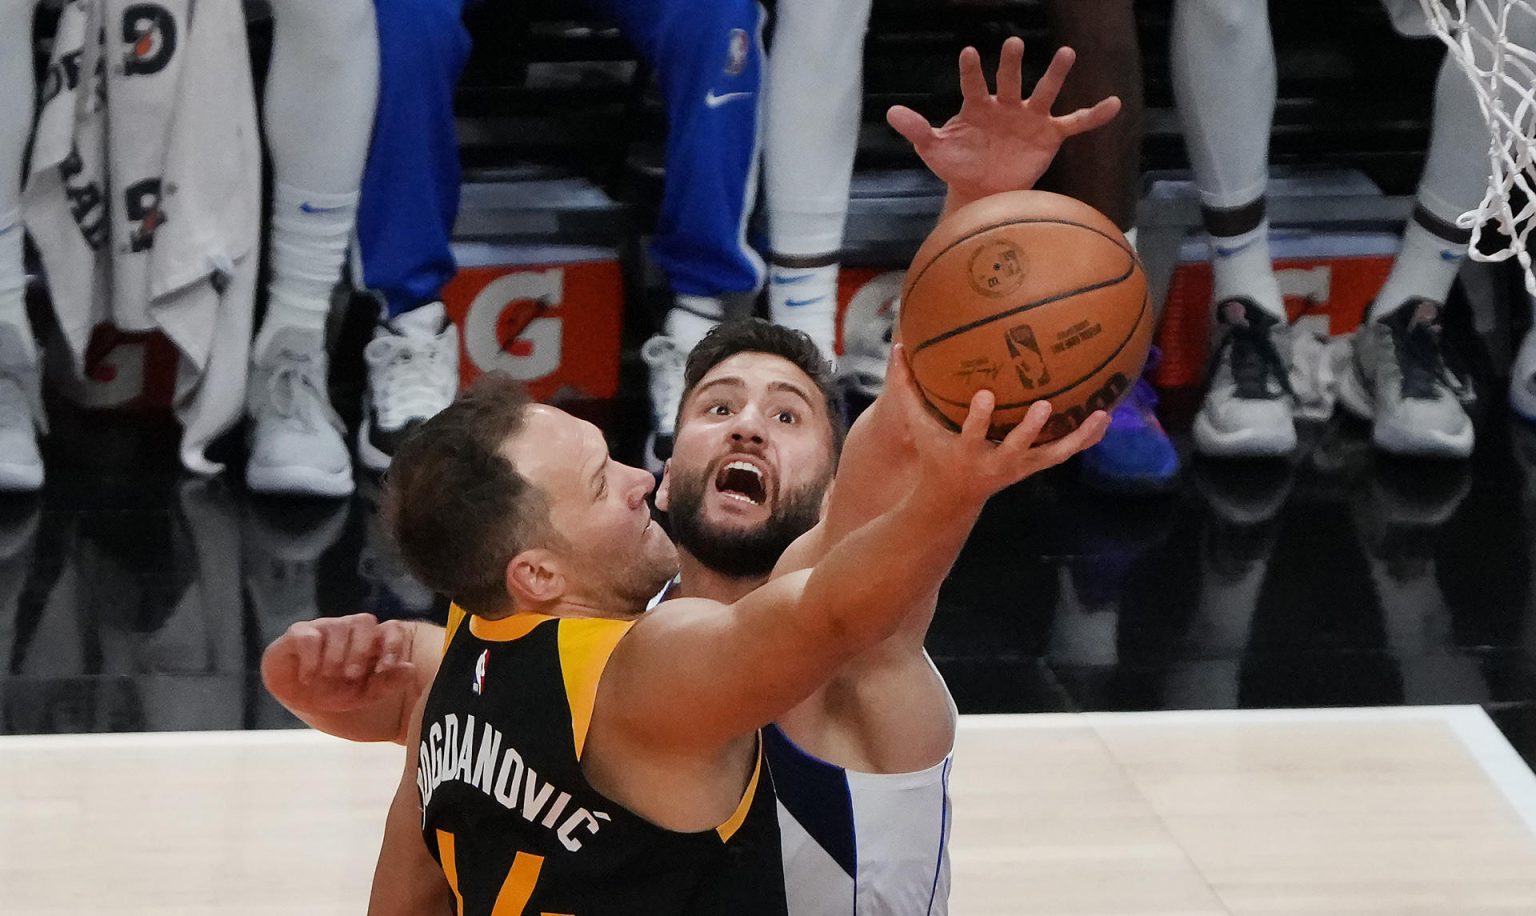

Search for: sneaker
xmin=642 ymin=334 xmax=687 ymax=462
xmin=1510 ymin=325 xmax=1536 ymax=424
xmin=1081 ymin=349 xmax=1179 ymax=493
xmin=246 ymin=328 xmax=354 ymax=497
xmin=0 ymin=323 xmax=42 ymax=492
xmin=1337 ymin=298 xmax=1473 ymax=459
xmin=838 ymin=274 xmax=902 ymax=400
xmin=359 ymin=303 xmax=459 ymax=473
xmin=1194 ymin=298 xmax=1298 ymax=458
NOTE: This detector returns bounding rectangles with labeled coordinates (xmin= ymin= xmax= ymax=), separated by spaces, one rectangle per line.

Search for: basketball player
xmin=1172 ymin=0 xmax=1535 ymax=459
xmin=359 ymin=335 xmax=1106 ymax=913
xmin=268 ymin=40 xmax=1118 ymax=913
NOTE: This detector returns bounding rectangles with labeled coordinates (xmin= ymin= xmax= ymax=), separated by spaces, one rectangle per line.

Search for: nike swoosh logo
xmin=784 ymin=296 xmax=825 ymax=308
xmin=300 ymin=202 xmax=345 ymax=214
xmin=704 ymin=90 xmax=754 ymax=108
xmin=1214 ymin=240 xmax=1256 ymax=258
xmin=1440 ymin=249 xmax=1465 ymax=262
xmin=771 ymin=273 xmax=813 ymax=285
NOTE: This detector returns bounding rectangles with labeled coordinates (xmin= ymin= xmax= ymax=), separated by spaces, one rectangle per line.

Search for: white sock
xmin=254 ymin=296 xmax=329 ymax=362
xmin=665 ymin=297 xmax=724 ymax=353
xmin=1210 ymin=220 xmax=1285 ymax=320
xmin=268 ymin=183 xmax=356 ymax=313
xmin=768 ymin=263 xmax=839 ymax=362
xmin=389 ymin=301 xmax=446 ymax=339
xmin=1369 ymin=217 xmax=1468 ymax=320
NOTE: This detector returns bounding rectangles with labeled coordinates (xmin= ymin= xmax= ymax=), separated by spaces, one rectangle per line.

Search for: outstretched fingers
xmin=995 ymin=36 xmax=1025 ymax=105
xmin=997 ymin=400 xmax=1054 ymax=453
xmin=1033 ymin=410 xmax=1111 ymax=469
xmin=1056 ymin=96 xmax=1122 ymax=137
xmin=958 ymin=45 xmax=990 ymax=102
xmin=960 ymin=389 xmax=998 ymax=442
xmin=886 ymin=105 xmax=935 ymax=150
xmin=1028 ymin=46 xmax=1077 ymax=112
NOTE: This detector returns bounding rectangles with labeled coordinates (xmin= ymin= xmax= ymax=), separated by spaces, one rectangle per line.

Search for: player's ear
xmin=505 ymin=549 xmax=565 ymax=607
xmin=654 ymin=459 xmax=673 ymax=513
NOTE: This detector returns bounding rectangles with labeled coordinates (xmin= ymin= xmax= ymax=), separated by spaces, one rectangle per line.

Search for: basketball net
xmin=1419 ymin=0 xmax=1536 ymax=296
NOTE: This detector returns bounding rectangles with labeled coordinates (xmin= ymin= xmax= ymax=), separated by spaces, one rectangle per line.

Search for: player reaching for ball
xmin=265 ymin=39 xmax=1116 ymax=915
xmin=887 ymin=42 xmax=1145 ymax=441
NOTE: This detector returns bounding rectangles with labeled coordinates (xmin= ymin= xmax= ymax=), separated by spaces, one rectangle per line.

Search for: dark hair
xmin=383 ymin=373 xmax=556 ymax=616
xmin=679 ymin=318 xmax=847 ymax=457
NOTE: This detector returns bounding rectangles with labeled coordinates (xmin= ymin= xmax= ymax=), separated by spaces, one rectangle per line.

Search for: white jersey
xmin=765 ymin=724 xmax=953 ymax=916
xmin=23 ymin=0 xmax=260 ymax=475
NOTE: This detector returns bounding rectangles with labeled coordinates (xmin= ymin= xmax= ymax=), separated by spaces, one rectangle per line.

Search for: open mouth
xmin=714 ymin=460 xmax=768 ymax=507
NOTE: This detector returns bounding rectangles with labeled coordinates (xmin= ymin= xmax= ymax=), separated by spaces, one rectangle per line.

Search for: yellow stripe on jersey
xmin=556 ymin=617 xmax=636 ymax=760
xmin=436 ymin=829 xmax=466 ymax=916
xmin=716 ymin=740 xmax=763 ymax=843
xmin=470 ymin=612 xmax=555 ymax=643
xmin=444 ymin=604 xmax=468 ymax=655
xmin=490 ymin=851 xmax=546 ymax=916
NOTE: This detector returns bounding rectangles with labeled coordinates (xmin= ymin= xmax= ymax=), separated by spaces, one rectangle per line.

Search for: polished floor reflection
xmin=3 ymin=391 xmax=1535 ymax=769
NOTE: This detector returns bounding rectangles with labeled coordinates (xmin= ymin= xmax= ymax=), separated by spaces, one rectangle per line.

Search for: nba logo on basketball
xmin=724 ymin=29 xmax=749 ymax=76
xmin=1004 ymin=323 xmax=1050 ymax=389
xmin=472 ymin=650 xmax=488 ymax=695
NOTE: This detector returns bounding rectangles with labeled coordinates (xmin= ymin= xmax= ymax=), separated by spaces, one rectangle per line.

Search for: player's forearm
xmin=801 ymin=487 xmax=980 ymax=652
xmin=278 ymin=689 xmax=412 ymax=745
xmin=261 ymin=621 xmax=444 ymax=746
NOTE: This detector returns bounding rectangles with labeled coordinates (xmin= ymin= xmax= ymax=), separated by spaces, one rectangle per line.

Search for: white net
xmin=1419 ymin=0 xmax=1536 ymax=296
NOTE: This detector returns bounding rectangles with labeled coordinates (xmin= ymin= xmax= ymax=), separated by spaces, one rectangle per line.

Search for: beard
xmin=665 ymin=467 xmax=827 ymax=579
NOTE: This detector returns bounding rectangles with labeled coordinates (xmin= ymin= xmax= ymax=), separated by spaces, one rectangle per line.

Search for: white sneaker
xmin=0 ymin=323 xmax=44 ymax=492
xmin=1193 ymin=298 xmax=1298 ymax=458
xmin=246 ymin=327 xmax=353 ymax=497
xmin=1337 ymin=298 xmax=1473 ymax=459
xmin=360 ymin=303 xmax=459 ymax=472
xmin=839 ymin=276 xmax=901 ymax=400
xmin=641 ymin=334 xmax=687 ymax=461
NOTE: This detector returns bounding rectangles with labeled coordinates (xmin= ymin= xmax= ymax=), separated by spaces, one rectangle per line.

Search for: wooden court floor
xmin=5 ymin=706 xmax=1536 ymax=915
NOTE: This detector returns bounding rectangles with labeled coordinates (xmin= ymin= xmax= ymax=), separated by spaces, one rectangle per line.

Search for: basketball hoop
xmin=1419 ymin=0 xmax=1536 ymax=296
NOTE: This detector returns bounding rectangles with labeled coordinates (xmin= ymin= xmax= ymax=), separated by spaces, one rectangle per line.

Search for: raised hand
xmin=262 ymin=613 xmax=419 ymax=714
xmin=886 ymin=37 xmax=1122 ymax=207
xmin=884 ymin=343 xmax=1109 ymax=502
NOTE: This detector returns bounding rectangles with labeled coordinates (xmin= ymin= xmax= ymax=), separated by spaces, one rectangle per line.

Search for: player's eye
xmin=707 ymin=402 xmax=732 ymax=417
xmin=775 ymin=409 xmax=798 ymax=424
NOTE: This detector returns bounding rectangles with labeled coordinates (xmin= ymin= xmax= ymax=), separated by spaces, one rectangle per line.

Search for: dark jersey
xmin=420 ymin=608 xmax=787 ymax=915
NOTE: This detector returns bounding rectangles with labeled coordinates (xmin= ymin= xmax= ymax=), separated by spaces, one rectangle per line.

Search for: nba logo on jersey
xmin=724 ymin=29 xmax=749 ymax=76
xmin=472 ymin=650 xmax=488 ymax=695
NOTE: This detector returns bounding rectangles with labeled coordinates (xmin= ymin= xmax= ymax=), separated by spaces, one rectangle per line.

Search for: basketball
xmin=899 ymin=190 xmax=1153 ymax=444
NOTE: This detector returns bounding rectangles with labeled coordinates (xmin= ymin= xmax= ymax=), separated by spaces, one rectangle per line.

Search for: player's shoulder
xmin=631 ymin=595 xmax=732 ymax=632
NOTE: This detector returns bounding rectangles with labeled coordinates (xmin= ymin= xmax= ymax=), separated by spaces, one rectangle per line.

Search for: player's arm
xmin=770 ymin=38 xmax=1125 ymax=593
xmin=601 ymin=348 xmax=1108 ymax=754
xmin=886 ymin=38 xmax=1122 ymax=220
xmin=261 ymin=614 xmax=445 ymax=745
xmin=367 ymin=690 xmax=453 ymax=916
